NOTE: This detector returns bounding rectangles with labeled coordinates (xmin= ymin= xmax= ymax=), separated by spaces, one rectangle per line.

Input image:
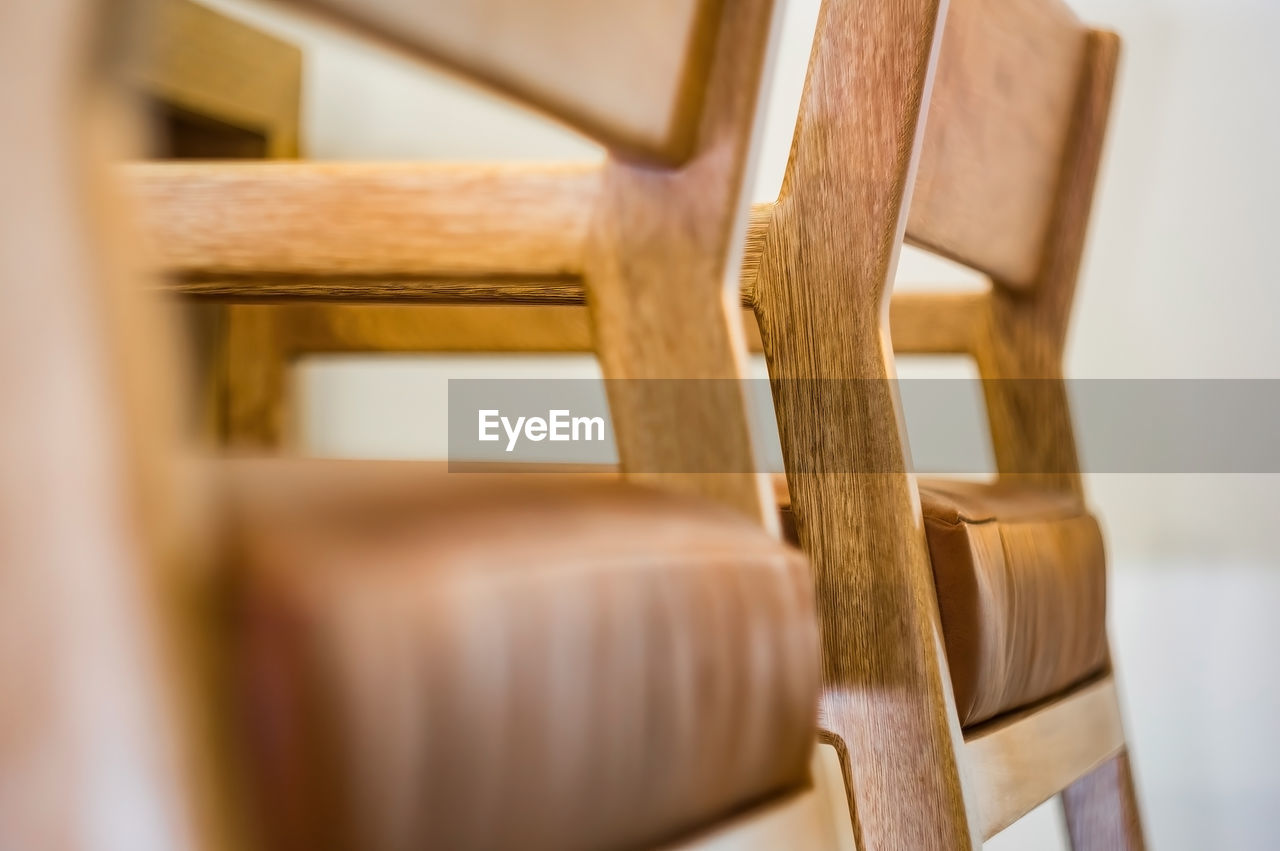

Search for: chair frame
xmin=3 ymin=0 xmax=850 ymax=848
xmin=752 ymin=2 xmax=1142 ymax=846
xmin=124 ymin=0 xmax=1146 ymax=846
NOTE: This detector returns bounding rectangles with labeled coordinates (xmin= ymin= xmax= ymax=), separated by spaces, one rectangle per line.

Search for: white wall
xmin=202 ymin=0 xmax=1280 ymax=847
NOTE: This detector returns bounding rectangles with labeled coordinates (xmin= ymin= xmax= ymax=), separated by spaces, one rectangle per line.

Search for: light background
xmin=200 ymin=0 xmax=1280 ymax=846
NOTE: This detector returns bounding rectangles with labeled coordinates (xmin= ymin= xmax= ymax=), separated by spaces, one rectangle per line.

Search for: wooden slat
xmin=964 ymin=676 xmax=1125 ymax=840
xmin=276 ymin=304 xmax=597 ymax=352
xmin=129 ymin=164 xmax=780 ymax=301
xmin=127 ymin=161 xmax=600 ymax=278
xmin=207 ymin=300 xmax=977 ymax=356
xmin=288 ymin=0 xmax=717 ymax=163
xmin=128 ymin=160 xmax=994 ymax=359
xmin=907 ymin=0 xmax=1089 ymax=288
xmin=889 ymin=291 xmax=987 ymax=354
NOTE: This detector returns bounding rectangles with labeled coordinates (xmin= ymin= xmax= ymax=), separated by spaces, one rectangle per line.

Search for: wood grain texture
xmin=1062 ymin=748 xmax=1147 ymax=850
xmin=750 ymin=0 xmax=983 ymax=845
xmin=129 ymin=0 xmax=302 ymax=158
xmin=972 ymin=30 xmax=1121 ymax=495
xmin=907 ymin=0 xmax=1087 ymax=288
xmin=581 ymin=0 xmax=781 ymax=528
xmin=175 ymin=274 xmax=589 ymax=304
xmin=132 ymin=167 xmax=779 ymax=302
xmin=889 ymin=291 xmax=988 ymax=354
xmin=963 ymin=676 xmax=1124 ymax=839
xmin=286 ymin=0 xmax=716 ymax=163
xmin=128 ymin=161 xmax=600 ymax=278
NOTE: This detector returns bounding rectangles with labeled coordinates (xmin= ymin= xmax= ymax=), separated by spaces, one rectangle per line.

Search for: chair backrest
xmin=289 ymin=0 xmax=724 ymax=164
xmin=908 ymin=0 xmax=1121 ymax=492
xmin=908 ymin=0 xmax=1092 ymax=290
xmin=765 ymin=0 xmax=1118 ymax=486
xmin=282 ymin=0 xmax=782 ymax=525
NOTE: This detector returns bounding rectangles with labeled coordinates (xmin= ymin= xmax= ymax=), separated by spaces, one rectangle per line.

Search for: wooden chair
xmin=752 ymin=0 xmax=1144 ymax=848
xmin=0 ymin=1 xmax=848 ymax=849
xmin=126 ymin=0 xmax=1143 ymax=847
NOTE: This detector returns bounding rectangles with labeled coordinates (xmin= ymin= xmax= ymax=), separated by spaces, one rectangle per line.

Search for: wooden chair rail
xmin=126 ymin=161 xmax=601 ymax=279
xmin=127 ymin=162 xmax=990 ymax=355
xmin=200 ymin=297 xmax=986 ymax=359
xmin=963 ymin=675 xmax=1125 ymax=840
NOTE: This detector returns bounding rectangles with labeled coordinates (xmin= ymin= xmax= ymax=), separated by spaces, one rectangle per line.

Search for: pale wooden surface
xmin=751 ymin=0 xmax=983 ymax=845
xmin=666 ymin=745 xmax=855 ymax=851
xmin=130 ymin=164 xmax=779 ymax=302
xmin=288 ymin=0 xmax=716 ymax=163
xmin=197 ymin=301 xmax=964 ymax=359
xmin=130 ymin=161 xmax=598 ymax=279
xmin=889 ymin=291 xmax=989 ymax=355
xmin=908 ymin=0 xmax=1087 ymax=289
xmin=580 ymin=0 xmax=781 ymax=528
xmin=964 ymin=676 xmax=1124 ymax=839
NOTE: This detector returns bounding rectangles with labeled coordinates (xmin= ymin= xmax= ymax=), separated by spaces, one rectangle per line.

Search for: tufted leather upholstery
xmin=216 ymin=460 xmax=820 ymax=851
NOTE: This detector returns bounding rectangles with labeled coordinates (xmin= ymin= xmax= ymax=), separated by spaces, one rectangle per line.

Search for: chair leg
xmin=224 ymin=305 xmax=290 ymax=448
xmin=1061 ymin=748 xmax=1146 ymax=851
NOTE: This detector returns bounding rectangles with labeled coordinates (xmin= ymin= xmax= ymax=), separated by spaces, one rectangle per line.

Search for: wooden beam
xmin=129 ymin=161 xmax=990 ymax=359
xmin=963 ymin=676 xmax=1125 ymax=840
xmin=889 ymin=291 xmax=988 ymax=355
xmin=127 ymin=162 xmax=785 ymax=301
xmin=127 ymin=161 xmax=601 ymax=279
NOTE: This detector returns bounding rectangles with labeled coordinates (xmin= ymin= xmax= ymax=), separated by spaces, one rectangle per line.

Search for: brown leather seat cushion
xmin=777 ymin=475 xmax=1108 ymax=728
xmin=216 ymin=460 xmax=819 ymax=851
